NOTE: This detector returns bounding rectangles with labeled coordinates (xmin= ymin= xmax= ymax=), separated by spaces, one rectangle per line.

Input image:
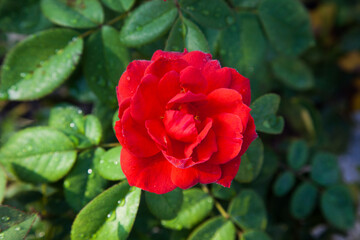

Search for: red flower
xmin=115 ymin=50 xmax=257 ymax=194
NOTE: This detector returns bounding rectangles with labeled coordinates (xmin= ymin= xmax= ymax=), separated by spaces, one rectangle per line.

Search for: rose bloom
xmin=115 ymin=50 xmax=257 ymax=194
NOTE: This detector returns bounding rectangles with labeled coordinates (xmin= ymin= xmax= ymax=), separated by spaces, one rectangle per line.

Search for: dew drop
xmin=1 ymin=216 xmax=9 ymax=222
xmin=70 ymin=122 xmax=75 ymax=128
xmin=100 ymin=160 xmax=104 ymax=164
xmin=126 ymin=76 xmax=130 ymax=81
xmin=15 ymin=226 xmax=21 ymax=231
xmin=87 ymin=169 xmax=93 ymax=174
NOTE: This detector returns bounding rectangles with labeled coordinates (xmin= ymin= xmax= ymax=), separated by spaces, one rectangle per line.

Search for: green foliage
xmin=84 ymin=25 xmax=129 ymax=105
xmin=241 ymin=230 xmax=272 ymax=240
xmin=64 ymin=148 xmax=107 ymax=211
xmin=0 ymin=127 xmax=77 ymax=183
xmin=0 ymin=0 xmax=356 ymax=238
xmin=251 ymin=94 xmax=284 ymax=134
xmin=0 ymin=167 xmax=6 ymax=203
xmin=228 ymin=189 xmax=267 ymax=230
xmin=273 ymin=171 xmax=295 ymax=197
xmin=71 ymin=181 xmax=141 ymax=240
xmin=236 ymin=138 xmax=264 ymax=183
xmin=188 ymin=216 xmax=236 ymax=240
xmin=179 ymin=0 xmax=233 ymax=29
xmin=287 ymin=140 xmax=309 ymax=170
xmin=320 ymin=185 xmax=355 ymax=230
xmin=119 ymin=0 xmax=178 ymax=47
xmin=290 ymin=182 xmax=317 ymax=219
xmin=145 ymin=188 xmax=183 ymax=220
xmin=0 ymin=205 xmax=38 ymax=240
xmin=41 ymin=0 xmax=104 ymax=28
xmin=98 ymin=146 xmax=126 ymax=181
xmin=258 ymin=0 xmax=314 ymax=56
xmin=165 ymin=17 xmax=209 ymax=52
xmin=162 ymin=189 xmax=213 ymax=230
xmin=311 ymin=152 xmax=340 ymax=186
xmin=0 ymin=29 xmax=83 ymax=100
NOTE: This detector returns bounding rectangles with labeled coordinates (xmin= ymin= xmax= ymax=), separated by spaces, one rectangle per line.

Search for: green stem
xmin=201 ymin=185 xmax=230 ymax=219
xmin=78 ymin=12 xmax=128 ymax=39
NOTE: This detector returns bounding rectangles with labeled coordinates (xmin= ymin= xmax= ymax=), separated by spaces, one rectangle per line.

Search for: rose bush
xmin=115 ymin=50 xmax=257 ymax=194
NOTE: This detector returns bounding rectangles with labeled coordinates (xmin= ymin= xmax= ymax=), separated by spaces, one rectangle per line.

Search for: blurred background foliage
xmin=0 ymin=0 xmax=359 ymax=239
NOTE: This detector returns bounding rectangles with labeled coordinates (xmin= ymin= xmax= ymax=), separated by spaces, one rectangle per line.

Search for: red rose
xmin=115 ymin=50 xmax=257 ymax=194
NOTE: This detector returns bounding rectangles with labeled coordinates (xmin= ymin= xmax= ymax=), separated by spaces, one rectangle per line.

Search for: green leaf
xmin=188 ymin=216 xmax=236 ymax=240
xmin=311 ymin=152 xmax=340 ymax=186
xmin=84 ymin=115 xmax=102 ymax=145
xmin=0 ymin=127 xmax=77 ymax=183
xmin=273 ymin=171 xmax=295 ymax=197
xmin=71 ymin=182 xmax=141 ymax=240
xmin=98 ymin=147 xmax=125 ymax=181
xmin=165 ymin=17 xmax=209 ymax=52
xmin=236 ymin=138 xmax=264 ymax=183
xmin=180 ymin=0 xmax=233 ymax=29
xmin=211 ymin=183 xmax=237 ymax=201
xmin=321 ymin=185 xmax=355 ymax=230
xmin=228 ymin=189 xmax=267 ymax=230
xmin=101 ymin=0 xmax=135 ymax=13
xmin=41 ymin=0 xmax=104 ymax=28
xmin=0 ymin=206 xmax=38 ymax=240
xmin=271 ymin=57 xmax=314 ymax=90
xmin=0 ymin=29 xmax=83 ymax=101
xmin=49 ymin=105 xmax=85 ymax=132
xmin=220 ymin=12 xmax=266 ymax=76
xmin=241 ymin=230 xmax=272 ymax=240
xmin=287 ymin=140 xmax=309 ymax=170
xmin=162 ymin=189 xmax=213 ymax=230
xmin=84 ymin=25 xmax=129 ymax=105
xmin=0 ymin=167 xmax=6 ymax=203
xmin=258 ymin=0 xmax=314 ymax=56
xmin=64 ymin=148 xmax=107 ymax=212
xmin=145 ymin=188 xmax=183 ymax=220
xmin=232 ymin=0 xmax=261 ymax=9
xmin=250 ymin=94 xmax=284 ymax=134
xmin=0 ymin=0 xmax=52 ymax=34
xmin=290 ymin=182 xmax=317 ymax=219
xmin=119 ymin=0 xmax=177 ymax=47
xmin=49 ymin=105 xmax=92 ymax=148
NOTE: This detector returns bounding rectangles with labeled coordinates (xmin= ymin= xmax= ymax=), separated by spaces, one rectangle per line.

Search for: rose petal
xmin=151 ymin=49 xmax=187 ymax=61
xmin=122 ymin=108 xmax=160 ymax=158
xmin=130 ymin=74 xmax=163 ymax=122
xmin=145 ymin=58 xmax=188 ymax=78
xmin=180 ymin=66 xmax=207 ymax=93
xmin=194 ymin=129 xmax=218 ymax=163
xmin=216 ymin=156 xmax=241 ymax=188
xmin=181 ymin=51 xmax=212 ymax=69
xmin=202 ymin=61 xmax=232 ymax=93
xmin=121 ymin=148 xmax=176 ymax=194
xmin=117 ymin=60 xmax=150 ymax=103
xmin=171 ymin=163 xmax=221 ymax=189
xmin=239 ymin=116 xmax=258 ymax=156
xmin=158 ymin=71 xmax=181 ymax=103
xmin=167 ymin=92 xmax=206 ymax=109
xmin=207 ymin=113 xmax=243 ymax=164
xmin=145 ymin=119 xmax=169 ymax=150
xmin=163 ymin=110 xmax=198 ymax=143
xmin=230 ymin=68 xmax=251 ymax=106
xmin=118 ymin=97 xmax=131 ymax=119
xmin=184 ymin=117 xmax=213 ymax=157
